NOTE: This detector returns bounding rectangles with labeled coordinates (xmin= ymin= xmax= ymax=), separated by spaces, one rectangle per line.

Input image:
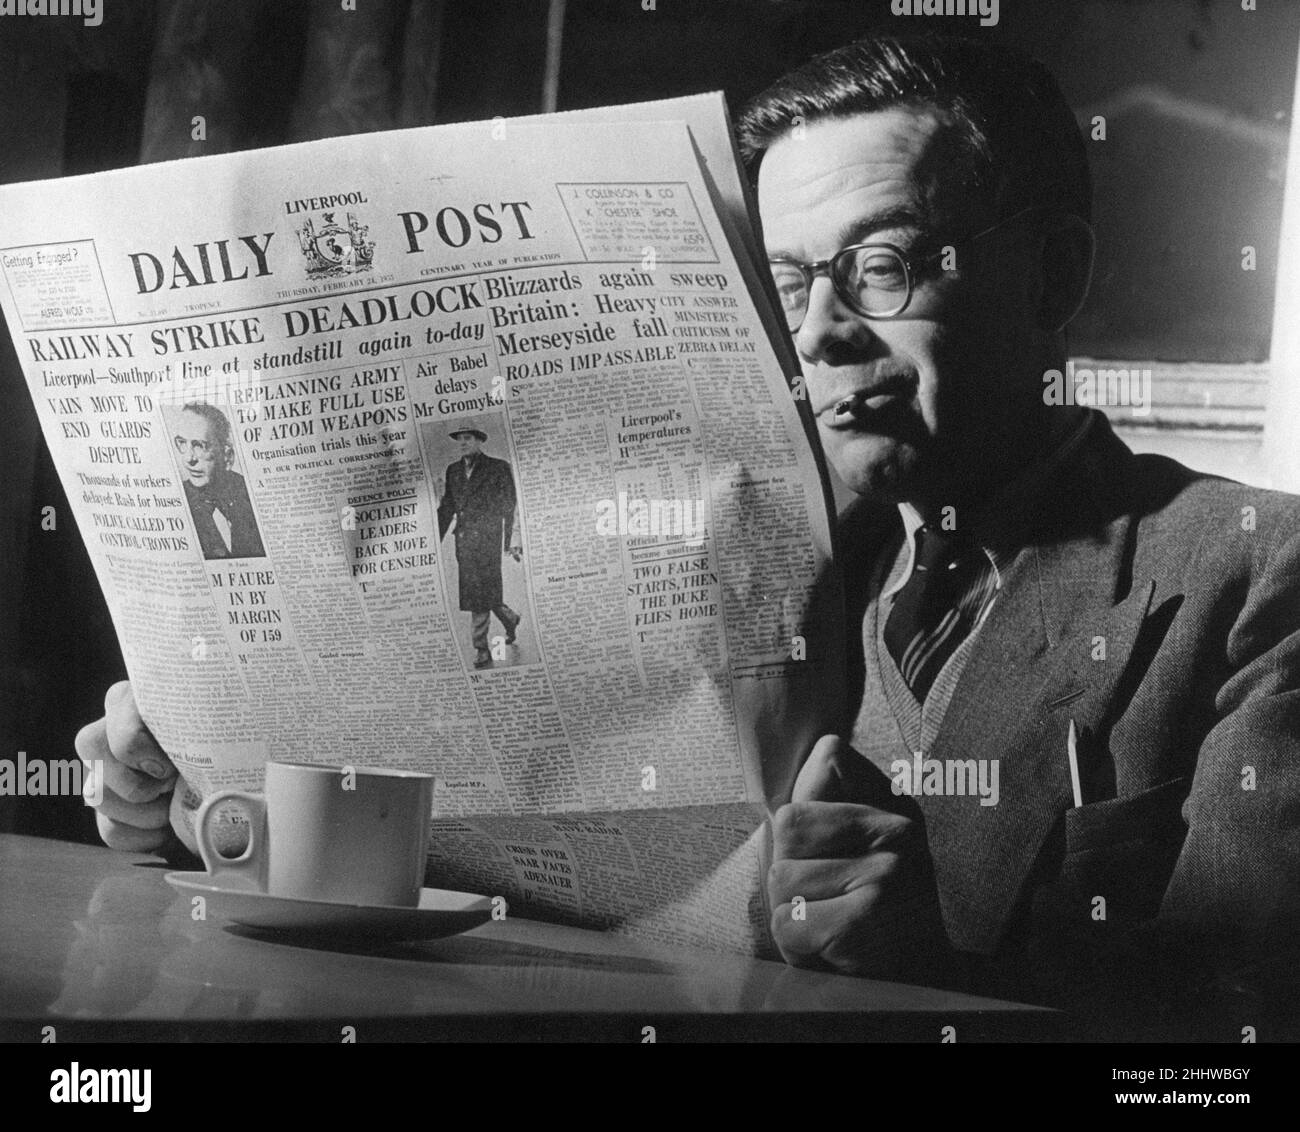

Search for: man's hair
xmin=180 ymin=401 xmax=233 ymax=451
xmin=737 ymin=32 xmax=1091 ymax=226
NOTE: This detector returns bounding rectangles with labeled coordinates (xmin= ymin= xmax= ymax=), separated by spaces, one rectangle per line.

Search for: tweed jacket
xmin=836 ymin=411 xmax=1300 ymax=1034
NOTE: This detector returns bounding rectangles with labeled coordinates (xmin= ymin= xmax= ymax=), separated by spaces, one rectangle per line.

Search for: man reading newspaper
xmin=74 ymin=33 xmax=1300 ymax=1037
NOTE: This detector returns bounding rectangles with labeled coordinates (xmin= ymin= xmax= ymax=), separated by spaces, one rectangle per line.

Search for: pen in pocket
xmin=1067 ymin=718 xmax=1083 ymax=807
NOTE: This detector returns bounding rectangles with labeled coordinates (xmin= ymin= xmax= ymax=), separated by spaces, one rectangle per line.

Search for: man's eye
xmin=861 ymin=260 xmax=905 ymax=281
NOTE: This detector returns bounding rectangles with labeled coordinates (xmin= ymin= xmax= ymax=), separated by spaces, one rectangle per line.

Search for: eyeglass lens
xmin=770 ymin=246 xmax=910 ymax=330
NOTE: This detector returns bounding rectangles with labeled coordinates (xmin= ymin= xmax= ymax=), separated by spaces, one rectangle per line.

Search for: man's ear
xmin=1035 ymin=214 xmax=1095 ymax=333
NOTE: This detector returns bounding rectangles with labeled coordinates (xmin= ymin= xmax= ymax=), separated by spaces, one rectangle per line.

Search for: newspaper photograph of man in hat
xmin=431 ymin=419 xmax=525 ymax=669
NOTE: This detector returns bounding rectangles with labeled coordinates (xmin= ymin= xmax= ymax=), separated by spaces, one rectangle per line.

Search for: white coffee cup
xmin=195 ymin=761 xmax=435 ymax=906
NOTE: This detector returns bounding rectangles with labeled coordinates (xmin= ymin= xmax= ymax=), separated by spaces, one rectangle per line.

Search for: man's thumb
xmin=791 ymin=735 xmax=852 ymax=803
xmin=791 ymin=735 xmax=893 ymax=805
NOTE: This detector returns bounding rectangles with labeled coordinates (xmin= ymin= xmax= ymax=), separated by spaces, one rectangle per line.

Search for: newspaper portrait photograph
xmin=164 ymin=400 xmax=268 ymax=561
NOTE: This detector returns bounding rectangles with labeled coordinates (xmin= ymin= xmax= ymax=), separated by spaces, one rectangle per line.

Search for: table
xmin=0 ymin=833 xmax=1056 ymax=1041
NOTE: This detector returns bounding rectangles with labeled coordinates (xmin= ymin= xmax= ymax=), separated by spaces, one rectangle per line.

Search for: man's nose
xmin=794 ymin=276 xmax=880 ymax=366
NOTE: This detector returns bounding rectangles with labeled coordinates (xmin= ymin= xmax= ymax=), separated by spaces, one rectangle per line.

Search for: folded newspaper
xmin=0 ymin=96 xmax=844 ymax=957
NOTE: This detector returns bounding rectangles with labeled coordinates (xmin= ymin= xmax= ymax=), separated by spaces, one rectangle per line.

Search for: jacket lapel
xmin=913 ymin=415 xmax=1158 ymax=954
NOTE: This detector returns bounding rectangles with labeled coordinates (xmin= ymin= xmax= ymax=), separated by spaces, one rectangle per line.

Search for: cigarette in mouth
xmin=832 ymin=393 xmax=866 ymax=422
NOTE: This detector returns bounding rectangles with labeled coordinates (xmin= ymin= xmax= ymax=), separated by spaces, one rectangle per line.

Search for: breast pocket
xmin=1063 ymin=776 xmax=1192 ymax=855
xmin=1050 ymin=776 xmax=1192 ymax=930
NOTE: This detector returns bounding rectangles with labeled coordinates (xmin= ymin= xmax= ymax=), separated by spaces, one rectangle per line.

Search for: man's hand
xmin=768 ymin=735 xmax=954 ymax=981
xmin=74 ymin=681 xmax=179 ymax=852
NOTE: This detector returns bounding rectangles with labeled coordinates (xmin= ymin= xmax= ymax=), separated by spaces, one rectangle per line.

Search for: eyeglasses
xmin=768 ymin=204 xmax=1046 ymax=332
xmin=175 ymin=437 xmax=217 ymax=458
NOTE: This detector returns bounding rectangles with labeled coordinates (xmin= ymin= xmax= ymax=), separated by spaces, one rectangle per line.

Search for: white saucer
xmin=165 ymin=871 xmax=493 ymax=940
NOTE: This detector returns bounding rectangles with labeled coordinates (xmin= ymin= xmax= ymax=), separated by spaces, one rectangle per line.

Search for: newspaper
xmin=0 ymin=98 xmax=843 ymax=956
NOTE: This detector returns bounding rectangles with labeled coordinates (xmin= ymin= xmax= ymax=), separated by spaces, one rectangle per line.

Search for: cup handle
xmin=195 ymin=790 xmax=267 ymax=892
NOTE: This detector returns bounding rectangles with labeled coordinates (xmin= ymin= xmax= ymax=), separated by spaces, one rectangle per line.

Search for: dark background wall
xmin=2 ymin=0 xmax=1297 ymax=841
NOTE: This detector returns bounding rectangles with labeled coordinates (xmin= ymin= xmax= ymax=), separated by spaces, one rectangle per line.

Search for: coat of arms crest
xmin=296 ymin=211 xmax=374 ymax=278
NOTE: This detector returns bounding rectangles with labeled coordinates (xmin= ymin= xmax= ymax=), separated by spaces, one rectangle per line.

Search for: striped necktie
xmin=883 ymin=523 xmax=998 ymax=702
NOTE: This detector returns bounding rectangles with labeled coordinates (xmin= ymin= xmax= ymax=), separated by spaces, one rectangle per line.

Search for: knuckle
xmin=106 ymin=708 xmax=147 ymax=753
xmin=848 ymin=878 xmax=885 ymax=909
xmin=137 ymin=829 xmax=166 ymax=851
xmin=103 ymin=680 xmax=133 ymax=713
xmin=870 ymin=849 xmax=904 ymax=880
xmin=96 ymin=813 xmax=129 ymax=849
xmin=767 ymin=857 xmax=797 ymax=894
xmin=73 ymin=720 xmax=104 ymax=764
xmin=770 ymin=911 xmax=810 ymax=955
xmin=771 ymin=803 xmax=803 ymax=843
